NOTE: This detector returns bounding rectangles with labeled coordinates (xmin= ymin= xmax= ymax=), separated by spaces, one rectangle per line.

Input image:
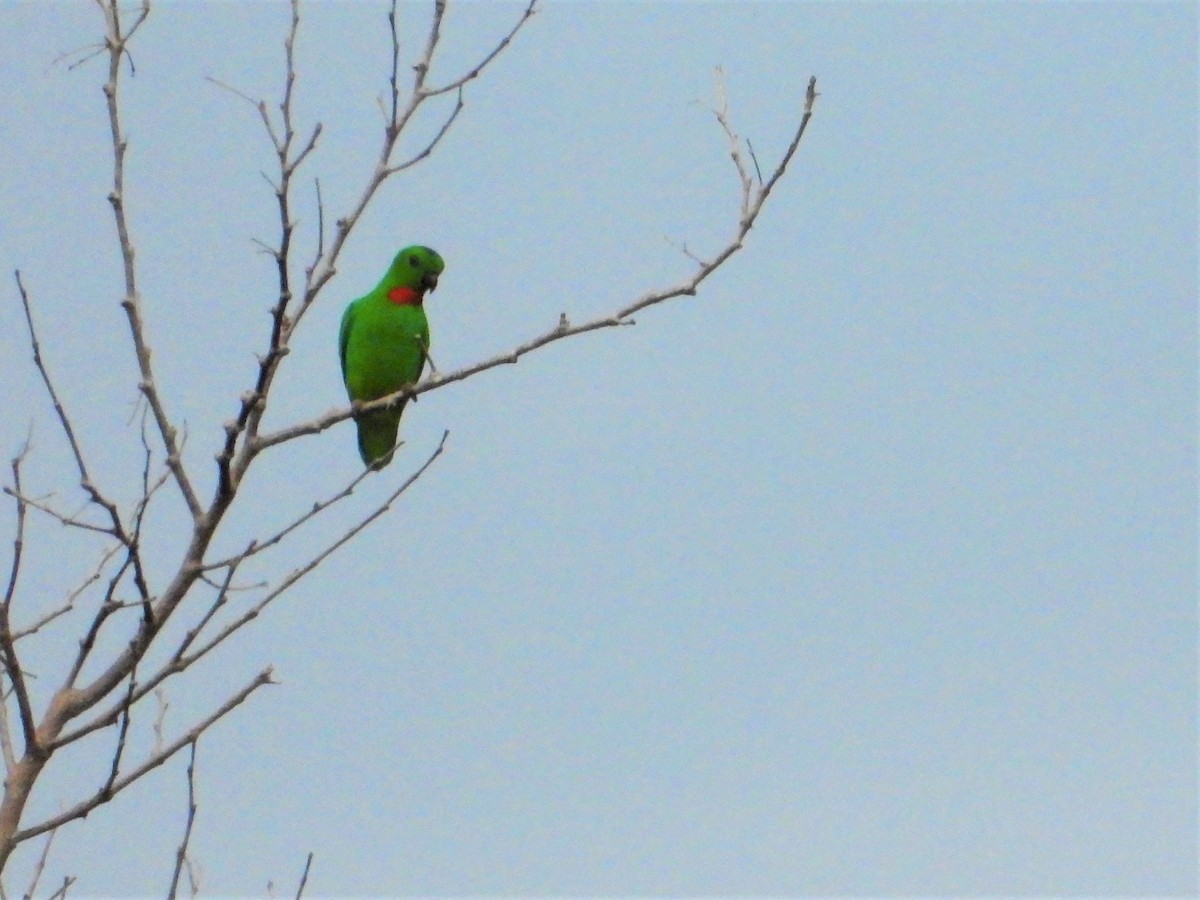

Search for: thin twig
xmin=755 ymin=75 xmax=819 ymax=211
xmin=102 ymin=665 xmax=139 ymax=797
xmin=165 ymin=741 xmax=198 ymax=900
xmin=184 ymin=857 xmax=200 ymax=899
xmin=423 ymin=0 xmax=537 ymax=97
xmin=21 ymin=822 xmax=59 ymax=900
xmin=202 ymin=461 xmax=377 ymax=571
xmin=196 ymin=570 xmax=265 ymax=593
xmin=10 ymin=539 xmax=118 ymax=641
xmin=294 ymin=852 xmax=314 ymax=900
xmin=383 ymin=87 xmax=464 ymax=175
xmin=746 ymin=138 xmax=764 ymax=185
xmin=170 ymin=559 xmax=242 ymax=662
xmin=712 ymin=67 xmax=753 ymax=222
xmin=54 ymin=41 xmax=107 ymax=72
xmin=12 ymin=600 xmax=77 ymax=642
xmin=63 ymin=557 xmax=136 ymax=691
xmin=129 ymin=410 xmax=164 ymax=625
xmin=0 ymin=488 xmax=111 ymax=537
xmin=663 ymin=235 xmax=708 ymax=269
xmin=313 ymin=178 xmax=325 ymax=264
xmin=204 ymin=75 xmax=259 ymax=108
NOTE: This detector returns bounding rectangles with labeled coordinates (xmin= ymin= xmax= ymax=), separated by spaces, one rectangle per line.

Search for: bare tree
xmin=2 ymin=0 xmax=817 ymax=888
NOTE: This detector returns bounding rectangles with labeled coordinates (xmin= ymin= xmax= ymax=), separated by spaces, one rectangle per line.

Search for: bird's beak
xmin=422 ymin=273 xmax=439 ymax=292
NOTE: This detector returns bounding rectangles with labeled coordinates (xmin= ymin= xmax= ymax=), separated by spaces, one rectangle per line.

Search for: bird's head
xmin=388 ymin=245 xmax=444 ymax=296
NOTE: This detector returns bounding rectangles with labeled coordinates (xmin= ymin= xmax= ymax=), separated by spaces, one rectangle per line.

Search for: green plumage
xmin=339 ymin=246 xmax=445 ymax=467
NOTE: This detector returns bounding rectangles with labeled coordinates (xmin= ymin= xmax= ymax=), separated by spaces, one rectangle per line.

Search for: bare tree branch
xmin=215 ymin=0 xmax=316 ymax=501
xmin=13 ymin=669 xmax=272 ymax=845
xmin=383 ymin=87 xmax=464 ymax=176
xmin=130 ymin=410 xmax=171 ymax=543
xmin=12 ymin=278 xmax=158 ymax=700
xmin=98 ymin=1 xmax=202 ymax=521
xmin=1 ymin=442 xmax=37 ymax=758
xmin=0 ymin=488 xmax=112 ymax=538
xmin=757 ymin=75 xmax=819 ymax=209
xmin=423 ymin=0 xmax=537 ymax=97
xmin=13 ymin=273 xmax=127 ymax=539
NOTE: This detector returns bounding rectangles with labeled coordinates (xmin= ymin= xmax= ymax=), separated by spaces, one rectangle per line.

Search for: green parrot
xmin=339 ymin=245 xmax=445 ymax=468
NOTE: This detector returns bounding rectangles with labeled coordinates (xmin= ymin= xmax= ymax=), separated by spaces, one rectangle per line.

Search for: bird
xmin=338 ymin=245 xmax=445 ymax=468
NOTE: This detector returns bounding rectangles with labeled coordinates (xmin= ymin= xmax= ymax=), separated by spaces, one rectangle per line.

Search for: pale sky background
xmin=0 ymin=1 xmax=1195 ymax=896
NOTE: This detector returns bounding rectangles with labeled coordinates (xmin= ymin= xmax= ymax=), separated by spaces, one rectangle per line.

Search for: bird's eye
xmin=409 ymin=255 xmax=421 ymax=267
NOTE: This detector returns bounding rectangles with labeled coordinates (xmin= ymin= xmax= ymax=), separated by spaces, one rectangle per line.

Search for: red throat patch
xmin=387 ymin=286 xmax=422 ymax=306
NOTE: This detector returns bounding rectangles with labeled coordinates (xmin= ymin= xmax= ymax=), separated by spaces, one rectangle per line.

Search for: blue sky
xmin=0 ymin=1 xmax=1195 ymax=895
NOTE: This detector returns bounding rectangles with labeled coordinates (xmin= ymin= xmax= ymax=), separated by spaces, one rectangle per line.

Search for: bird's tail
xmin=355 ymin=408 xmax=403 ymax=468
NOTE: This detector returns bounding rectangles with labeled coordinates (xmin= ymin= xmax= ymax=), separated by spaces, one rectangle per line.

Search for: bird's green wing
xmin=338 ymin=300 xmax=356 ymax=388
xmin=418 ymin=318 xmax=431 ymax=380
